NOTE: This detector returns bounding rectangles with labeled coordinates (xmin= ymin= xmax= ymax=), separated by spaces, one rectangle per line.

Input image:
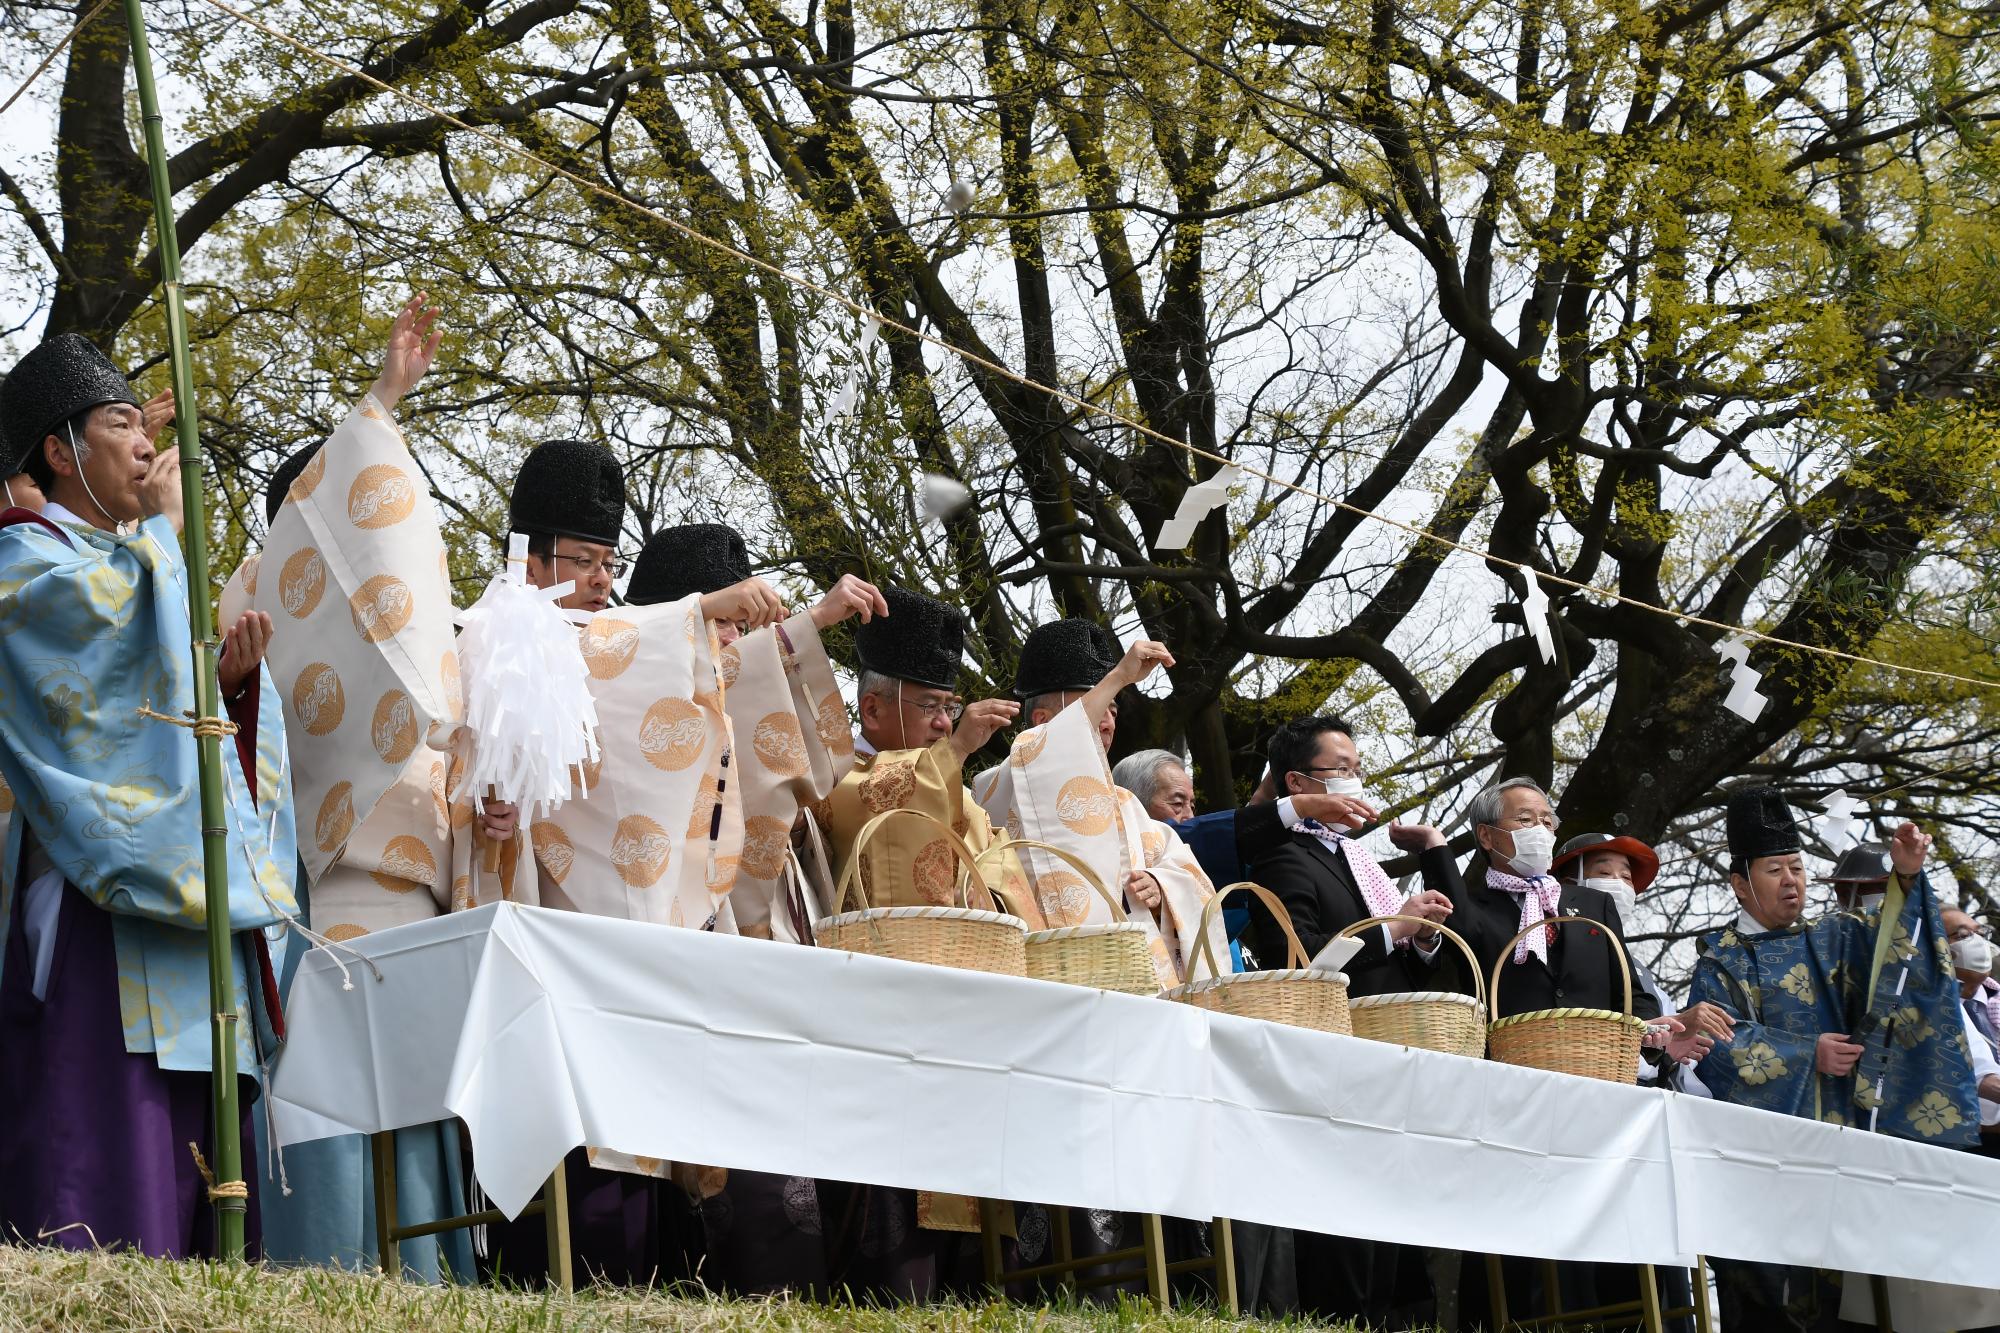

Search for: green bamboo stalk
xmin=121 ymin=0 xmax=245 ymax=1260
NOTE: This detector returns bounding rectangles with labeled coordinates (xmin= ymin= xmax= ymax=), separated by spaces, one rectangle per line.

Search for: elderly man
xmin=1688 ymin=790 xmax=1977 ymax=1332
xmin=1450 ymin=778 xmax=1659 ymax=1024
xmin=0 ymin=333 xmax=297 ymax=1257
xmin=1942 ymin=906 xmax=2000 ymax=1156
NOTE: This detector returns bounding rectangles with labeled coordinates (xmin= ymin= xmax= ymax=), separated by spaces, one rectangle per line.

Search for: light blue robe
xmin=0 ymin=512 xmax=297 ymax=1075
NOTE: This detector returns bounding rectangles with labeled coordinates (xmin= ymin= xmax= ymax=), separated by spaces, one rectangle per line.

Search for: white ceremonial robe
xmin=974 ymin=701 xmax=1227 ymax=987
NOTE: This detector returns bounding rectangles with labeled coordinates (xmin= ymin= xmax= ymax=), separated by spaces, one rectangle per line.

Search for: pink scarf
xmin=1302 ymin=822 xmax=1405 ymax=943
xmin=1486 ymin=866 xmax=1563 ymax=965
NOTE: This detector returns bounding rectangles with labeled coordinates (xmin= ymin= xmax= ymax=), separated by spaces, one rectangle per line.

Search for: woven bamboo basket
xmin=1164 ymin=882 xmax=1351 ymax=1035
xmin=815 ymin=809 xmax=1029 ymax=977
xmin=1486 ymin=916 xmax=1647 ymax=1083
xmin=980 ymin=837 xmax=1160 ymax=995
xmin=1335 ymin=915 xmax=1488 ymax=1058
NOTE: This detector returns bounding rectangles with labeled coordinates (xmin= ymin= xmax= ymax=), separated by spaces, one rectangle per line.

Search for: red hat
xmin=1553 ymin=833 xmax=1660 ymax=894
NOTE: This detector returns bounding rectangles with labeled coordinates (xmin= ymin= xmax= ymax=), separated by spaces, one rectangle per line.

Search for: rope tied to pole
xmin=136 ymin=701 xmax=240 ymax=739
xmin=188 ymin=1141 xmax=249 ymax=1203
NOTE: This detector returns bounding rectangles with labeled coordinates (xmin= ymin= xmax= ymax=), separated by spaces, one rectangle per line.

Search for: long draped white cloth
xmin=269 ymin=903 xmax=2000 ymax=1288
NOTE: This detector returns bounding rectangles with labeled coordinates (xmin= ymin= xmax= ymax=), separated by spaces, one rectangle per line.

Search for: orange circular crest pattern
xmin=372 ymin=689 xmax=418 ymax=765
xmin=739 ymin=815 xmax=793 ymax=881
xmin=347 ymin=464 xmax=417 ymax=529
xmin=440 ymin=651 xmax=463 ymax=720
xmin=292 ymin=663 xmax=345 ymax=737
xmin=429 ymin=760 xmax=449 ymax=829
xmin=638 ymin=697 xmax=708 ymax=771
xmin=685 ymin=773 xmax=723 ymax=839
xmin=532 ymin=821 xmax=575 ymax=883
xmin=816 ymin=691 xmax=853 ymax=756
xmin=323 ymin=923 xmax=367 ymax=943
xmin=1055 ymin=776 xmax=1117 ymax=836
xmin=859 ymin=758 xmax=916 ymax=814
xmin=707 ymin=853 xmax=742 ymax=897
xmin=717 ymin=643 xmax=742 ymax=687
xmin=315 ymin=782 xmax=356 ymax=854
xmin=611 ymin=815 xmax=673 ymax=887
xmin=350 ymin=575 xmax=414 ymax=643
xmin=278 ymin=547 xmax=327 ymax=619
xmin=580 ymin=619 xmax=640 ymax=680
xmin=370 ymin=835 xmax=437 ymax=892
xmin=751 ymin=712 xmax=809 ymax=777
xmin=291 ymin=447 xmax=328 ymax=503
xmin=242 ymin=553 xmax=260 ymax=599
xmin=1010 ymin=728 xmax=1049 ymax=768
xmin=911 ymin=839 xmax=960 ymax=904
xmin=1036 ymin=869 xmax=1095 ymax=926
xmin=1141 ymin=826 xmax=1168 ymax=863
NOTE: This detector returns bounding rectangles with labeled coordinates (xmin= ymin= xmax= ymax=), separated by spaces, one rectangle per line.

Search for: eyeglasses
xmin=909 ymin=697 xmax=965 ymax=722
xmin=554 ymin=551 xmax=628 ymax=579
xmin=1950 ymin=923 xmax=1994 ymax=943
xmin=1301 ymin=764 xmax=1364 ymax=780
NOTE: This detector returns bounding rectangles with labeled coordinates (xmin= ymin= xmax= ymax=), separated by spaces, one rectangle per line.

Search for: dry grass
xmin=0 ymin=1244 xmax=1356 ymax=1332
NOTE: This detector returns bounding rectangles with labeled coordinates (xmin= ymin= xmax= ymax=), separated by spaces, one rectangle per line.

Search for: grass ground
xmin=0 ymin=1245 xmax=1359 ymax=1332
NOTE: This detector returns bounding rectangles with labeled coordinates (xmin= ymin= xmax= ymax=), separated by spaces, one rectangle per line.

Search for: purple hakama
xmin=0 ymin=882 xmax=261 ymax=1257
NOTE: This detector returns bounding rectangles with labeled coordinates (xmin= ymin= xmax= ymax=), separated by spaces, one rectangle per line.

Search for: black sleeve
xmin=1231 ymin=800 xmax=1290 ymax=867
xmin=1248 ymin=841 xmax=1392 ymax=975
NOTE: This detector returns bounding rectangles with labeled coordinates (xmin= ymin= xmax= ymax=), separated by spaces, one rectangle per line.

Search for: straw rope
xmin=0 ymin=0 xmax=113 ymax=118
xmin=156 ymin=0 xmax=2000 ymax=695
xmin=136 ymin=701 xmax=240 ymax=738
xmin=187 ymin=1141 xmax=249 ymax=1202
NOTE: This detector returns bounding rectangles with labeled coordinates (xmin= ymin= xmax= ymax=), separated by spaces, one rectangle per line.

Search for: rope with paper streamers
xmin=158 ymin=0 xmax=2000 ymax=697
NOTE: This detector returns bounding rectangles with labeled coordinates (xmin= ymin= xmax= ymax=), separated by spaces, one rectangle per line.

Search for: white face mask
xmin=1582 ymin=876 xmax=1637 ymax=924
xmin=1306 ymin=773 xmax=1366 ymax=833
xmin=1951 ymin=934 xmax=1995 ymax=976
xmin=1505 ymin=825 xmax=1556 ymax=878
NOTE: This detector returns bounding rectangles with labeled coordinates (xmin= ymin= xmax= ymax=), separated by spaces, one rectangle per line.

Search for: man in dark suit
xmin=1236 ymin=716 xmax=1459 ymax=1330
xmin=1448 ymin=777 xmax=1662 ymax=1331
xmin=1449 ymin=777 xmax=1661 ymax=1024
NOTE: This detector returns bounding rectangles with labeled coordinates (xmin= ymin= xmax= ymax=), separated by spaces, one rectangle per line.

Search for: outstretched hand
xmin=368 ymin=292 xmax=443 ymax=413
xmin=141 ymin=388 xmax=175 ymax=444
xmin=1889 ymin=821 xmax=1931 ymax=878
xmin=702 ymin=577 xmax=788 ymax=632
xmin=810 ymin=574 xmax=889 ymax=630
xmin=1112 ymin=639 xmax=1174 ymax=690
xmin=217 ymin=610 xmax=274 ymax=699
xmin=949 ymin=698 xmax=1019 ymax=760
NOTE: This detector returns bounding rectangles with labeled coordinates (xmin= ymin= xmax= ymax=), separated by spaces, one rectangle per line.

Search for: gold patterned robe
xmin=973 ymin=701 xmax=1227 ymax=987
xmin=722 ymin=613 xmax=853 ymax=942
xmin=820 ymin=737 xmax=1037 ymax=927
xmin=221 ymin=397 xmax=466 ymax=942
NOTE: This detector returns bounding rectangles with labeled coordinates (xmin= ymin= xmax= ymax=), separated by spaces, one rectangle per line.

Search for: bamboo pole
xmin=121 ymin=0 xmax=246 ymax=1259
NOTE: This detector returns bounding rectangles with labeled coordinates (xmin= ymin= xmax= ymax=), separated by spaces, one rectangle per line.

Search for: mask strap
xmin=3 ymin=478 xmax=13 ymax=509
xmin=896 ymin=679 xmax=907 ymax=751
xmin=66 ymin=421 xmax=123 ymax=535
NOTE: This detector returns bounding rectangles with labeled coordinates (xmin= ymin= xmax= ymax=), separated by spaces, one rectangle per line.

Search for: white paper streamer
xmin=829 ymin=315 xmax=882 ymax=422
xmin=1816 ymin=788 xmax=1862 ymax=848
xmin=1154 ymin=463 xmax=1241 ymax=551
xmin=1517 ymin=569 xmax=1555 ymax=664
xmin=454 ymin=533 xmax=602 ymax=818
xmin=1713 ymin=632 xmax=1767 ymax=721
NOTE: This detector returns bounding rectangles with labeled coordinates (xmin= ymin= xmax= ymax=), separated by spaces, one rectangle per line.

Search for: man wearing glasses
xmin=1942 ymin=905 xmax=2000 ymax=1155
xmin=815 ymin=585 xmax=1027 ymax=1300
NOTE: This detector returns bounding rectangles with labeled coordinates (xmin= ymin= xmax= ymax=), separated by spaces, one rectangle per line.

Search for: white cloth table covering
xmin=268 ymin=903 xmax=2000 ymax=1287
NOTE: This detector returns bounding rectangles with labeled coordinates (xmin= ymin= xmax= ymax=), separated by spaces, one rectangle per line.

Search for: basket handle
xmin=1335 ymin=915 xmax=1488 ymax=1011
xmin=1188 ymin=881 xmax=1312 ymax=981
xmin=975 ymin=837 xmax=1126 ymax=924
xmin=831 ymin=807 xmax=994 ymax=915
xmin=1486 ymin=914 xmax=1634 ymax=1022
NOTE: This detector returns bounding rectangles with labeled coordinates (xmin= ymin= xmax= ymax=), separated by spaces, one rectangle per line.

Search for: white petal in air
xmin=921 ymin=474 xmax=972 ymax=520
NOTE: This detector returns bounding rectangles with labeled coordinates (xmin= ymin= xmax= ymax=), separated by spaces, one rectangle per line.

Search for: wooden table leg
xmin=1869 ymin=1273 xmax=1893 ymax=1333
xmin=1487 ymin=1253 xmax=1512 ymax=1332
xmin=979 ymin=1199 xmax=1005 ymax=1290
xmin=1693 ymin=1257 xmax=1714 ymax=1333
xmin=1638 ymin=1263 xmax=1665 ymax=1333
xmin=370 ymin=1131 xmax=401 ymax=1280
xmin=1542 ymin=1257 xmax=1565 ymax=1320
xmin=541 ymin=1158 xmax=573 ymax=1292
xmin=1140 ymin=1213 xmax=1169 ymax=1309
xmin=1211 ymin=1218 xmax=1238 ymax=1316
